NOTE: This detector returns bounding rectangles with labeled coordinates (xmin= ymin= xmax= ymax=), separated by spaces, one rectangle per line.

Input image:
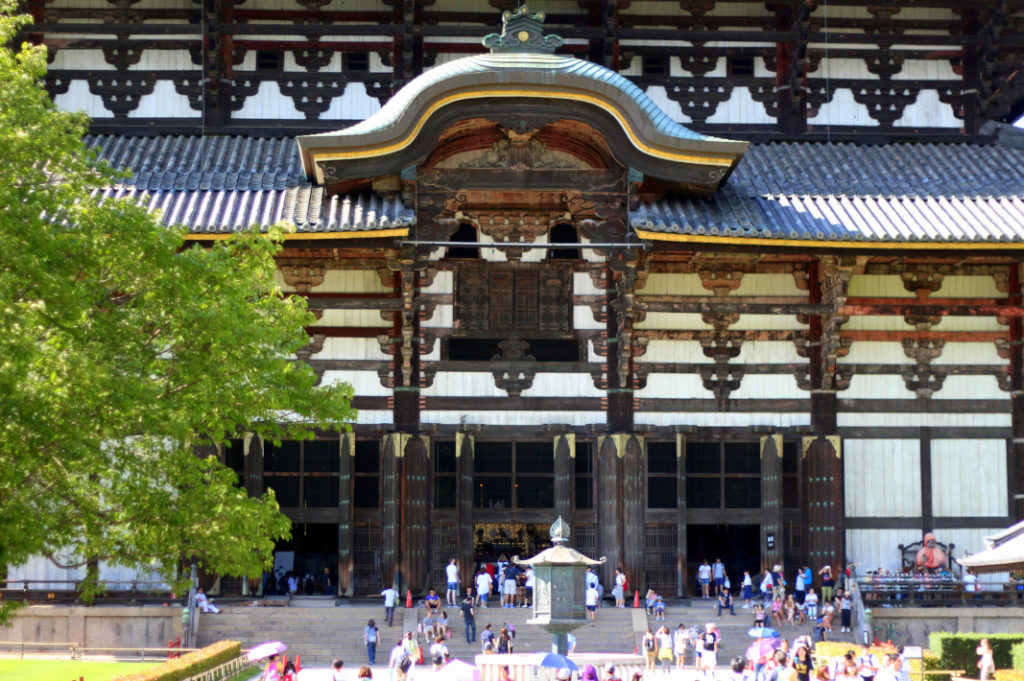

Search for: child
xmin=654 ymin=595 xmax=666 ymax=621
xmin=742 ymin=571 xmax=753 ymax=608
xmin=752 ymin=603 xmax=766 ymax=628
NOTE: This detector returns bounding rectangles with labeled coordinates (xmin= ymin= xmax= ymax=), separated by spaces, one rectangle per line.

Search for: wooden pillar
xmin=554 ymin=433 xmax=575 ymax=525
xmin=400 ymin=435 xmax=431 ymax=595
xmin=244 ymin=433 xmax=263 ymax=498
xmin=456 ymin=432 xmax=475 ymax=589
xmin=761 ymin=434 xmax=784 ymax=571
xmin=381 ymin=434 xmax=401 ymax=591
xmin=596 ymin=434 xmax=622 ymax=586
xmin=622 ymin=435 xmax=645 ymax=593
xmin=675 ymin=432 xmax=688 ymax=598
xmin=1007 ymin=262 xmax=1024 ymax=518
xmin=338 ymin=432 xmax=354 ymax=597
xmin=803 ymin=436 xmax=844 ymax=573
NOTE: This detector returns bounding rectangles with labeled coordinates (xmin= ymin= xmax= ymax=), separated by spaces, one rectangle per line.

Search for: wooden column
xmin=760 ymin=434 xmax=784 ymax=571
xmin=596 ymin=434 xmax=622 ymax=586
xmin=338 ymin=432 xmax=354 ymax=597
xmin=244 ymin=433 xmax=263 ymax=499
xmin=554 ymin=433 xmax=575 ymax=525
xmin=1005 ymin=262 xmax=1024 ymax=518
xmin=675 ymin=432 xmax=688 ymax=598
xmin=456 ymin=432 xmax=475 ymax=589
xmin=381 ymin=434 xmax=401 ymax=591
xmin=400 ymin=435 xmax=431 ymax=595
xmin=803 ymin=435 xmax=844 ymax=573
xmin=621 ymin=435 xmax=645 ymax=593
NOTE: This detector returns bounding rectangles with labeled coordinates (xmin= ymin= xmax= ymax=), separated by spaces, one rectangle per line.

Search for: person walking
xmin=389 ymin=639 xmax=409 ymax=681
xmin=673 ymin=623 xmax=689 ymax=670
xmin=364 ymin=619 xmax=380 ymax=665
xmin=699 ymin=560 xmax=712 ymax=599
xmin=642 ymin=628 xmax=657 ymax=673
xmin=476 ymin=568 xmax=493 ymax=608
xmin=586 ymin=580 xmax=600 ymax=624
xmin=713 ymin=558 xmax=727 ymax=592
xmin=613 ymin=568 xmax=627 ymax=608
xmin=977 ymin=639 xmax=995 ymax=681
xmin=742 ymin=571 xmax=753 ymax=608
xmin=461 ymin=594 xmax=477 ymax=644
xmin=381 ymin=584 xmax=398 ymax=627
xmin=698 ymin=623 xmax=719 ymax=680
xmin=430 ymin=635 xmax=449 ymax=670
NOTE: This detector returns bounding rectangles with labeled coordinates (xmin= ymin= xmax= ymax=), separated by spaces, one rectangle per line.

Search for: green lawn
xmin=0 ymin=659 xmax=155 ymax=681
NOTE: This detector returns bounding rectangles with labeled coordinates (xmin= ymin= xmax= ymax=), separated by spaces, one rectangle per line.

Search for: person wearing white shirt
xmin=525 ymin=567 xmax=535 ymax=607
xmin=381 ymin=585 xmax=399 ymax=627
xmin=195 ymin=587 xmax=220 ymax=614
xmin=476 ymin=568 xmax=492 ymax=607
xmin=445 ymin=558 xmax=460 ymax=605
xmin=586 ymin=584 xmax=600 ymax=623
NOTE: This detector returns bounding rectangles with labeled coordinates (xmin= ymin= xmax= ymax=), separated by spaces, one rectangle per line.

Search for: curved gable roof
xmin=296 ymin=51 xmax=748 ymax=192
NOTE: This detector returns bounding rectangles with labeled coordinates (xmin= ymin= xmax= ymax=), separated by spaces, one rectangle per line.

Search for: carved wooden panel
xmin=455 ymin=263 xmax=572 ymax=335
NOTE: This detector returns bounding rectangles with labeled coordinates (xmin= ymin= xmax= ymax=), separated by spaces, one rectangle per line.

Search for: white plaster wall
xmin=133 ymin=80 xmax=195 ymax=118
xmin=6 ymin=557 xmax=86 ymax=591
xmin=933 ymin=342 xmax=1002 ymax=366
xmin=53 ymin=80 xmax=108 ymax=118
xmin=639 ymin=340 xmax=705 ymax=363
xmin=640 ymin=273 xmax=706 ymax=295
xmin=736 ymin=341 xmax=803 ymax=364
xmin=635 ymin=373 xmax=708 ymax=400
xmin=521 ymin=373 xmax=604 ymax=398
xmin=931 ymin=439 xmax=1007 ymax=517
xmin=234 ymin=81 xmax=302 ymax=119
xmin=706 ymin=87 xmax=775 ymax=125
xmin=643 ymin=87 xmax=691 ymax=124
xmin=422 ymin=372 xmax=506 ymax=398
xmin=574 ymin=305 xmax=606 ymax=330
xmin=423 ymin=304 xmax=454 ymax=329
xmin=841 ymin=342 xmax=906 ymax=364
xmin=844 ymin=439 xmax=922 ymax=517
xmin=938 ymin=375 xmax=1003 ymax=400
xmin=321 ymin=82 xmax=383 ymax=121
xmin=634 ymin=411 xmax=811 ymax=428
xmin=809 ymin=88 xmax=875 ymax=127
xmin=311 ymin=337 xmax=388 ymax=360
xmin=637 ymin=312 xmax=804 ymax=331
xmin=421 ymin=270 xmax=453 ymax=294
xmin=894 ymin=90 xmax=961 ymax=128
xmin=733 ymin=274 xmax=804 ymax=297
xmin=311 ymin=269 xmax=393 ymax=294
xmin=730 ymin=373 xmax=804 ymax=399
xmin=352 ymin=409 xmax=394 ymax=425
xmin=574 ymin=272 xmax=604 ymax=296
xmin=836 ymin=412 xmax=1012 ymax=428
xmin=845 ymin=529 xmax=909 ymax=574
xmin=321 ymin=370 xmax=390 ymax=396
xmin=421 ymin=410 xmax=602 ymax=427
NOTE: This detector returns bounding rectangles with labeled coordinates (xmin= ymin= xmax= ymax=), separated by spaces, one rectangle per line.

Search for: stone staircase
xmin=196 ymin=596 xmax=854 ymax=668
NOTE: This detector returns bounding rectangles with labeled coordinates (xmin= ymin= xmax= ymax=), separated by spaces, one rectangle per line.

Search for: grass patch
xmin=0 ymin=659 xmax=155 ymax=681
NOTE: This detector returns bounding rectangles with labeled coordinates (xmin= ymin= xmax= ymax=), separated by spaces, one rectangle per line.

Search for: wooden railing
xmin=857 ymin=575 xmax=1018 ymax=607
xmin=0 ymin=641 xmax=202 ymax=660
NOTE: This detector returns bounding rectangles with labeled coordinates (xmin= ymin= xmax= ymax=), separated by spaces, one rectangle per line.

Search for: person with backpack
xmin=388 ymin=640 xmax=409 ymax=681
xmin=642 ymin=628 xmax=657 ymax=672
xmin=430 ymin=635 xmax=449 ymax=670
xmin=364 ymin=619 xmax=381 ymax=665
xmin=481 ymin=623 xmax=496 ymax=654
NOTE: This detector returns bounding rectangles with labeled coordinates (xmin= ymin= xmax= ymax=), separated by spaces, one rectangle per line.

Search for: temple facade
xmin=9 ymin=1 xmax=1024 ymax=596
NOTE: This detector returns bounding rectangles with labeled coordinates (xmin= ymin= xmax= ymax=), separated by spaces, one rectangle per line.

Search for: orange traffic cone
xmin=295 ymin=655 xmax=302 ymax=671
xmin=633 ymin=589 xmax=640 ymax=608
xmin=406 ymin=589 xmax=413 ymax=608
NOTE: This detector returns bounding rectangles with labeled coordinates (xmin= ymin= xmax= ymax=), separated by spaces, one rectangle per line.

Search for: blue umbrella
xmin=747 ymin=627 xmax=780 ymax=639
xmin=532 ymin=653 xmax=579 ymax=671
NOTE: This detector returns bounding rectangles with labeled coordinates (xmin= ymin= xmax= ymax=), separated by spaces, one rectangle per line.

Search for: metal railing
xmin=0 ymin=641 xmax=202 ymax=661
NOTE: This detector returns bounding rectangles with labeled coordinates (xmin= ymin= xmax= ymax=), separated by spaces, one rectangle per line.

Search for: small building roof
xmin=958 ymin=519 xmax=1024 ymax=574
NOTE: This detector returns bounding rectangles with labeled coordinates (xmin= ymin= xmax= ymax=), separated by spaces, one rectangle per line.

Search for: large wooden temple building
xmin=10 ymin=0 xmax=1024 ymax=596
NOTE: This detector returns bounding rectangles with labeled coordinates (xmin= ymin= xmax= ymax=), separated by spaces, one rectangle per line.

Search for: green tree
xmin=0 ymin=2 xmax=355 ymax=620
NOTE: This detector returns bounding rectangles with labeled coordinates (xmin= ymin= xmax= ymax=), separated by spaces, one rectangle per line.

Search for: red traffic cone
xmin=418 ymin=647 xmax=425 ymax=665
xmin=406 ymin=589 xmax=413 ymax=608
xmin=295 ymin=655 xmax=302 ymax=671
xmin=634 ymin=645 xmax=638 ymax=655
xmin=633 ymin=589 xmax=640 ymax=608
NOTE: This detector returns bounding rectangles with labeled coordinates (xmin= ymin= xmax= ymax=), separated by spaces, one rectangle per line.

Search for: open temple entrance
xmin=272 ymin=523 xmax=338 ymax=595
xmin=688 ymin=524 xmax=761 ymax=593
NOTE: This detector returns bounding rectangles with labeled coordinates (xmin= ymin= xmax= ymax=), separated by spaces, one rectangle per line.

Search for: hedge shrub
xmin=111 ymin=640 xmax=242 ymax=681
xmin=1012 ymin=642 xmax=1024 ymax=671
xmin=928 ymin=634 xmax=1024 ymax=679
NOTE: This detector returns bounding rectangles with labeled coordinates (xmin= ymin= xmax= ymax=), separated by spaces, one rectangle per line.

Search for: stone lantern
xmin=514 ymin=516 xmax=605 ymax=654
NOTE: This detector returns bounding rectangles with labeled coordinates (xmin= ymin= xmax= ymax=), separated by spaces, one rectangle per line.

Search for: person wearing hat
xmin=556 ymin=669 xmax=573 ymax=681
xmin=604 ymin=663 xmax=621 ymax=681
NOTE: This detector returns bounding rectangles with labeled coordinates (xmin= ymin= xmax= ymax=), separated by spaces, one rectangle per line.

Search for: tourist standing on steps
xmin=699 ymin=560 xmax=712 ymax=599
xmin=742 ymin=571 xmax=753 ymax=608
xmin=642 ymin=628 xmax=657 ymax=672
xmin=819 ymin=565 xmax=834 ymax=603
xmin=381 ymin=584 xmax=398 ymax=627
xmin=476 ymin=567 xmax=493 ymax=608
xmin=673 ymin=623 xmax=689 ymax=670
xmin=713 ymin=558 xmax=727 ymax=592
xmin=481 ymin=623 xmax=495 ymax=653
xmin=460 ymin=594 xmax=477 ymax=643
xmin=446 ymin=557 xmax=460 ymax=606
xmin=840 ymin=592 xmax=853 ymax=632
xmin=699 ymin=622 xmax=720 ymax=680
xmin=613 ymin=567 xmax=627 ymax=608
xmin=364 ymin=619 xmax=380 ymax=665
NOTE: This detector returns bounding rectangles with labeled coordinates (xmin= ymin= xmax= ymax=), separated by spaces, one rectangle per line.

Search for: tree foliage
xmin=0 ymin=2 xmax=355 ymax=619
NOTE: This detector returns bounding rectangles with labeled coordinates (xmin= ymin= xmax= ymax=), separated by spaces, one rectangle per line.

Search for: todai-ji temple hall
xmin=11 ymin=0 xmax=1024 ymax=596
